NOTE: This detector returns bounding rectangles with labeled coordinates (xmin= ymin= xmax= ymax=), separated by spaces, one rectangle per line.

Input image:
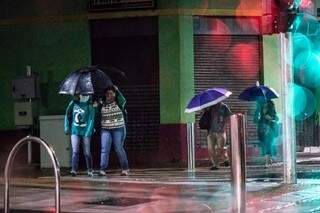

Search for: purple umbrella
xmin=185 ymin=88 xmax=232 ymax=113
xmin=239 ymin=81 xmax=279 ymax=101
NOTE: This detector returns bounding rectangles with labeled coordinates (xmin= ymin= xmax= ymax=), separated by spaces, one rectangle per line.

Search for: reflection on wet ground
xmin=1 ymin=165 xmax=320 ymax=212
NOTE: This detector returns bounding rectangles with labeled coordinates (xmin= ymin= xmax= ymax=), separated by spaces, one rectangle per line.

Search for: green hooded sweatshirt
xmin=64 ymin=100 xmax=95 ymax=137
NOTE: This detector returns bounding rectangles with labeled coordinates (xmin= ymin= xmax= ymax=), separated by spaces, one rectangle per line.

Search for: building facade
xmin=0 ymin=0 xmax=318 ymax=168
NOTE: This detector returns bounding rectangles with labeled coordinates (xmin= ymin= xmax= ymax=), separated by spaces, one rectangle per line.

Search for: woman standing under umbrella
xmin=96 ymin=86 xmax=129 ymax=176
xmin=64 ymin=94 xmax=95 ymax=177
xmin=254 ymin=100 xmax=279 ymax=167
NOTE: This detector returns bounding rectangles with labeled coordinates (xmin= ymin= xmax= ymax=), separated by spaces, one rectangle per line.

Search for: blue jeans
xmin=100 ymin=127 xmax=129 ymax=171
xmin=71 ymin=135 xmax=93 ymax=172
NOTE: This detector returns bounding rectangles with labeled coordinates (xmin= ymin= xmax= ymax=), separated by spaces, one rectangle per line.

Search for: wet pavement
xmin=1 ymin=164 xmax=320 ymax=212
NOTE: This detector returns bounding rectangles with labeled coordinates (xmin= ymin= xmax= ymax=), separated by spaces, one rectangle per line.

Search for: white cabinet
xmin=40 ymin=115 xmax=70 ymax=168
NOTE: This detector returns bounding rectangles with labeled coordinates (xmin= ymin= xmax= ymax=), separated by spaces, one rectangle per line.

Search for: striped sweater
xmin=100 ymin=102 xmax=125 ymax=129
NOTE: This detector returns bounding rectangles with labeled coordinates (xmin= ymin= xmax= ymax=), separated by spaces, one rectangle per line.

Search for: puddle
xmin=84 ymin=196 xmax=157 ymax=207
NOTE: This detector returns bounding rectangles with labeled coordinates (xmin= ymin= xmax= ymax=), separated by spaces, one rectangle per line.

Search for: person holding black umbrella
xmin=95 ymin=85 xmax=129 ymax=176
xmin=64 ymin=94 xmax=95 ymax=177
xmin=254 ymin=100 xmax=279 ymax=167
xmin=239 ymin=81 xmax=280 ymax=167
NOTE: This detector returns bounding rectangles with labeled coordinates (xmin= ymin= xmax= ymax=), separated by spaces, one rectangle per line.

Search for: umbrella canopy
xmin=96 ymin=65 xmax=128 ymax=84
xmin=58 ymin=66 xmax=113 ymax=95
xmin=185 ymin=88 xmax=232 ymax=113
xmin=239 ymin=81 xmax=279 ymax=101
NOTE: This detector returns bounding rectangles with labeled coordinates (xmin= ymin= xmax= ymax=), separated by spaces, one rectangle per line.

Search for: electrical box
xmin=14 ymin=102 xmax=37 ymax=126
xmin=12 ymin=76 xmax=40 ymax=99
xmin=40 ymin=115 xmax=70 ymax=168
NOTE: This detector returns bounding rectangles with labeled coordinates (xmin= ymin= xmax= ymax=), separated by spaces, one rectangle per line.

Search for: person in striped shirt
xmin=96 ymin=86 xmax=129 ymax=176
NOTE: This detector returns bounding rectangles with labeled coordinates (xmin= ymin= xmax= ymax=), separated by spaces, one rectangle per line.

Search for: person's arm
xmin=199 ymin=109 xmax=210 ymax=130
xmin=224 ymin=104 xmax=232 ymax=117
xmin=64 ymin=101 xmax=74 ymax=134
xmin=264 ymin=114 xmax=273 ymax=121
xmin=264 ymin=102 xmax=278 ymax=122
xmin=114 ymin=86 xmax=126 ymax=111
xmin=85 ymin=104 xmax=95 ymax=137
xmin=253 ymin=103 xmax=261 ymax=124
xmin=270 ymin=105 xmax=279 ymax=122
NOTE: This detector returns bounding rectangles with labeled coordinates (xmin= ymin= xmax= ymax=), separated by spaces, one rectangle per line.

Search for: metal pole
xmin=187 ymin=122 xmax=195 ymax=171
xmin=230 ymin=114 xmax=246 ymax=213
xmin=4 ymin=136 xmax=61 ymax=213
xmin=280 ymin=32 xmax=297 ymax=184
xmin=27 ymin=140 xmax=32 ymax=164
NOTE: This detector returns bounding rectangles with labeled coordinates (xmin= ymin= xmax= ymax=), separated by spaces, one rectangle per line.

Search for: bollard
xmin=187 ymin=122 xmax=195 ymax=172
xmin=230 ymin=114 xmax=246 ymax=213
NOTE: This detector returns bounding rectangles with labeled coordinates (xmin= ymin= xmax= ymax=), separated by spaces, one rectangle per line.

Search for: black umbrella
xmin=58 ymin=66 xmax=113 ymax=95
xmin=239 ymin=81 xmax=279 ymax=102
xmin=95 ymin=65 xmax=128 ymax=84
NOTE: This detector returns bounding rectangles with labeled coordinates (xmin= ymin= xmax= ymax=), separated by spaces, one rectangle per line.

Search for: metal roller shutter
xmin=90 ymin=17 xmax=160 ymax=152
xmin=194 ymin=35 xmax=262 ymax=148
xmin=121 ymin=84 xmax=159 ymax=151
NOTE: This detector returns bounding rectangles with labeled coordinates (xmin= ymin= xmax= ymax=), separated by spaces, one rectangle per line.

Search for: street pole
xmin=187 ymin=122 xmax=195 ymax=172
xmin=230 ymin=114 xmax=246 ymax=213
xmin=280 ymin=32 xmax=297 ymax=184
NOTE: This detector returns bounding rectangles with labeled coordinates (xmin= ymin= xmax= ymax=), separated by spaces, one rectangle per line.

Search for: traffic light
xmin=276 ymin=0 xmax=300 ymax=33
xmin=261 ymin=0 xmax=300 ymax=34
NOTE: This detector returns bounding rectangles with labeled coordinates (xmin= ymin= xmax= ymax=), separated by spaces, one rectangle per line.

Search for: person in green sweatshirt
xmin=64 ymin=94 xmax=95 ymax=177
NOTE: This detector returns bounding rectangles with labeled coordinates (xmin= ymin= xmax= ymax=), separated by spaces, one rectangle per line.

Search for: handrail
xmin=4 ymin=135 xmax=61 ymax=213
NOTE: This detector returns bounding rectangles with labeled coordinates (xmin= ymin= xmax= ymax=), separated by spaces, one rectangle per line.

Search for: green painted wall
xmin=262 ymin=35 xmax=282 ymax=116
xmin=159 ymin=15 xmax=194 ymax=123
xmin=0 ymin=21 xmax=90 ymax=129
xmin=178 ymin=16 xmax=195 ymax=123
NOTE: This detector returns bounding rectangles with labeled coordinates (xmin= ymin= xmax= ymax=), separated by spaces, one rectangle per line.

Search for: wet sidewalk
xmin=1 ymin=164 xmax=320 ymax=212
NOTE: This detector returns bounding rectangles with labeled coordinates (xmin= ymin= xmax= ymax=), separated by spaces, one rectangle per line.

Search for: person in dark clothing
xmin=200 ymin=102 xmax=232 ymax=170
xmin=254 ymin=100 xmax=279 ymax=167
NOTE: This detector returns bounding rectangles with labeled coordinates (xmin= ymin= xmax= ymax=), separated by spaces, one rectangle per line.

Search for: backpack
xmin=199 ymin=110 xmax=210 ymax=130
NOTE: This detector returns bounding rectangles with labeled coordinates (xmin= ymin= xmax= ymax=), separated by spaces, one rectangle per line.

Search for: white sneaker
xmin=70 ymin=171 xmax=77 ymax=177
xmin=99 ymin=170 xmax=106 ymax=176
xmin=121 ymin=170 xmax=129 ymax=176
xmin=87 ymin=171 xmax=94 ymax=177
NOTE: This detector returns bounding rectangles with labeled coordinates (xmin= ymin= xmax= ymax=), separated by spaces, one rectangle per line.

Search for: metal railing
xmin=4 ymin=136 xmax=61 ymax=213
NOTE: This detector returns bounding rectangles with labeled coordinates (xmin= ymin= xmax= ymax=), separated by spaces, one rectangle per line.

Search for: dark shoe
xmin=220 ymin=161 xmax=230 ymax=167
xmin=70 ymin=171 xmax=77 ymax=177
xmin=99 ymin=170 xmax=106 ymax=176
xmin=210 ymin=166 xmax=219 ymax=170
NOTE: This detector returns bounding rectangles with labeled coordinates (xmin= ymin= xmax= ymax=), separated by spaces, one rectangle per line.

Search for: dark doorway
xmin=90 ymin=17 xmax=160 ymax=168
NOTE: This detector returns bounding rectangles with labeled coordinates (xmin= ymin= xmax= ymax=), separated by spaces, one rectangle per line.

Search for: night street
xmin=2 ymin=161 xmax=320 ymax=212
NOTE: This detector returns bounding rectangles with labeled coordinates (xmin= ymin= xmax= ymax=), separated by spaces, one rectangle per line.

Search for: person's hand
xmin=264 ymin=114 xmax=272 ymax=121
